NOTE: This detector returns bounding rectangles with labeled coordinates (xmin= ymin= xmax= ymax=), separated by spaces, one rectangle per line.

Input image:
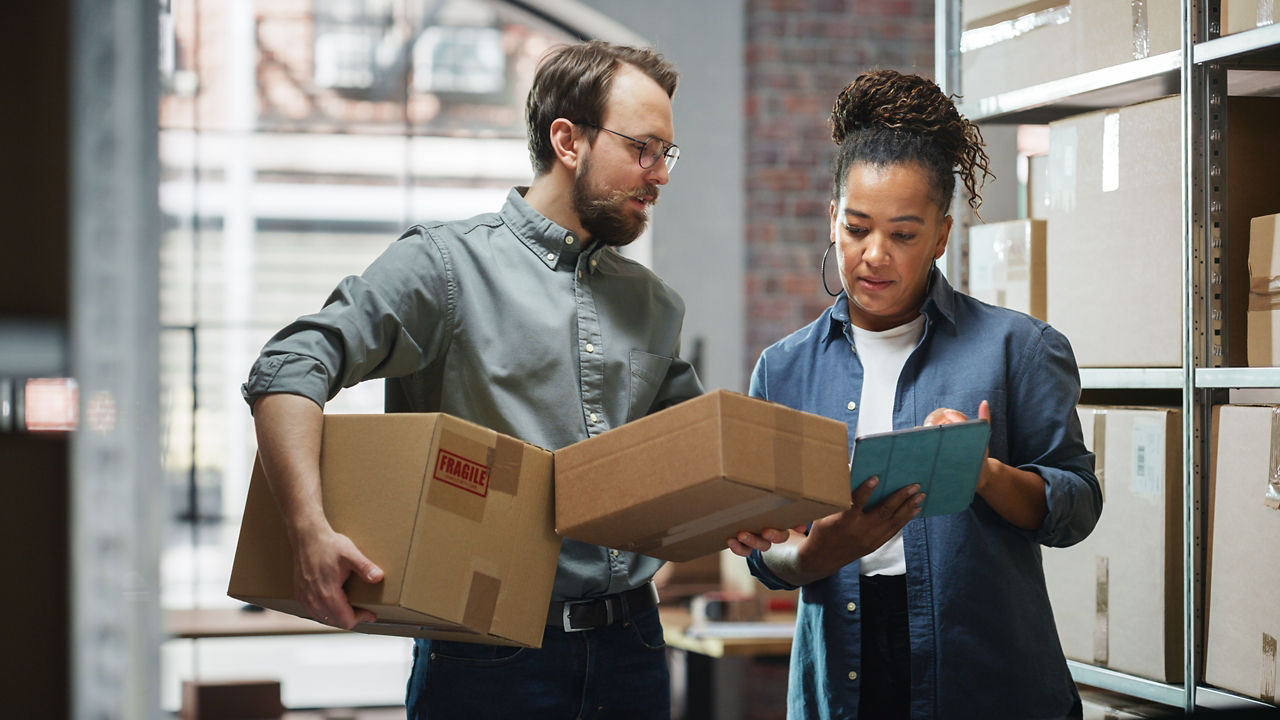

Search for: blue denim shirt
xmin=243 ymin=188 xmax=703 ymax=602
xmin=747 ymin=270 xmax=1100 ymax=720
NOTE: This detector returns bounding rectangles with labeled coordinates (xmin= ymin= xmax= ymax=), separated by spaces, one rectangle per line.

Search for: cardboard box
xmin=553 ymin=390 xmax=851 ymax=562
xmin=1227 ymin=99 xmax=1280 ymax=366
xmin=181 ymin=680 xmax=283 ymax=720
xmin=228 ymin=413 xmax=559 ymax=647
xmin=967 ymin=219 xmax=1046 ymax=320
xmin=1224 ymin=0 xmax=1278 ymax=35
xmin=1205 ymin=404 xmax=1280 ymax=702
xmin=1079 ymin=685 xmax=1171 ymax=720
xmin=960 ymin=0 xmax=1179 ymax=101
xmin=1042 ymin=405 xmax=1183 ymax=682
xmin=1045 ymin=96 xmax=1183 ymax=367
xmin=1248 ymin=215 xmax=1280 ymax=367
xmin=1027 ymin=152 xmax=1050 ymax=220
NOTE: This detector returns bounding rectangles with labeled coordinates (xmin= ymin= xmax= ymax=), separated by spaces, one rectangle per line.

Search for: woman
xmin=729 ymin=70 xmax=1101 ymax=719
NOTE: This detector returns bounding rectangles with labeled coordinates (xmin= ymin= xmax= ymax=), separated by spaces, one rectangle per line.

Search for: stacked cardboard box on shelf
xmin=1248 ymin=215 xmax=1280 ymax=366
xmin=1042 ymin=405 xmax=1183 ymax=683
xmin=967 ymin=219 xmax=1046 ymax=320
xmin=1205 ymin=404 xmax=1280 ymax=703
xmin=1224 ymin=0 xmax=1278 ymax=35
xmin=960 ymin=0 xmax=1180 ymax=100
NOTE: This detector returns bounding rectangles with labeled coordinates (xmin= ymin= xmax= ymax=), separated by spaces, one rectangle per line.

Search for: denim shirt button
xmin=846 ymin=601 xmax=856 ymax=612
xmin=848 ymin=670 xmax=857 ymax=680
xmin=847 ymin=401 xmax=856 ymax=411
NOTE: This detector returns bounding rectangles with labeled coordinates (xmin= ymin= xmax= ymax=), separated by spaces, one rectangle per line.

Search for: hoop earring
xmin=820 ymin=241 xmax=840 ymax=297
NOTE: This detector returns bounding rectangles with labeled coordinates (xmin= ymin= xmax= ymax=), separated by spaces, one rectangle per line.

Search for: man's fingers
xmin=349 ymin=554 xmax=385 ymax=584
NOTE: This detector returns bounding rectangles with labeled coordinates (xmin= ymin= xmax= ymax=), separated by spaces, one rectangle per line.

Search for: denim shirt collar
xmin=825 ymin=265 xmax=958 ymax=341
xmin=503 ymin=186 xmax=607 ymax=272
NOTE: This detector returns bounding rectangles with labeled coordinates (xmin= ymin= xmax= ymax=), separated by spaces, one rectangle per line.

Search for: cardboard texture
xmin=960 ymin=0 xmax=1179 ymax=100
xmin=553 ymin=390 xmax=852 ymax=562
xmin=967 ymin=219 xmax=1046 ymax=320
xmin=1042 ymin=406 xmax=1183 ymax=683
xmin=1228 ymin=99 xmax=1280 ymax=366
xmin=228 ymin=413 xmax=559 ymax=647
xmin=180 ymin=680 xmax=283 ymax=720
xmin=1046 ymin=97 xmax=1182 ymax=367
xmin=1249 ymin=215 xmax=1280 ymax=366
xmin=1224 ymin=0 xmax=1278 ymax=35
xmin=1205 ymin=405 xmax=1280 ymax=703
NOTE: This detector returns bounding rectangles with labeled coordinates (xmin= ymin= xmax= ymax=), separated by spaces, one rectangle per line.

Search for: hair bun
xmin=829 ymin=69 xmax=951 ymax=145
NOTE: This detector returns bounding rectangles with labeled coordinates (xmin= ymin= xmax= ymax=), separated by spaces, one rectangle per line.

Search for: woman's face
xmin=831 ymin=161 xmax=952 ymax=331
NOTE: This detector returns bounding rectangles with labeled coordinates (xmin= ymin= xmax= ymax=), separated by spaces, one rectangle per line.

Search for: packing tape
xmin=461 ymin=570 xmax=501 ymax=634
xmin=1250 ymin=291 xmax=1280 ymax=312
xmin=1262 ymin=0 xmax=1277 ymax=26
xmin=1264 ymin=632 xmax=1277 ymax=703
xmin=1101 ymin=112 xmax=1120 ymax=193
xmin=1268 ymin=409 xmax=1280 ymax=510
xmin=1094 ymin=555 xmax=1110 ymax=665
xmin=1251 ymin=277 xmax=1280 ymax=295
xmin=486 ymin=434 xmax=523 ymax=496
xmin=772 ymin=405 xmax=806 ymax=497
xmin=1048 ymin=124 xmax=1077 ymax=214
xmin=960 ymin=2 xmax=1070 ymax=52
xmin=625 ymin=494 xmax=793 ymax=554
xmin=1094 ymin=409 xmax=1107 ymax=500
xmin=1131 ymin=0 xmax=1150 ymax=60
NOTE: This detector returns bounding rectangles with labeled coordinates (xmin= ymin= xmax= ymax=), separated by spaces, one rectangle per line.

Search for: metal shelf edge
xmin=1195 ymin=22 xmax=1280 ymax=64
xmin=958 ymin=51 xmax=1182 ymax=123
xmin=1079 ymin=368 xmax=1184 ymax=389
xmin=1067 ymin=661 xmax=1185 ymax=707
xmin=1194 ymin=367 xmax=1280 ymax=388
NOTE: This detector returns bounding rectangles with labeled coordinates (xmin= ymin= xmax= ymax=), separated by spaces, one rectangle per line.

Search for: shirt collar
xmin=824 ymin=266 xmax=958 ymax=340
xmin=501 ymin=186 xmax=588 ymax=270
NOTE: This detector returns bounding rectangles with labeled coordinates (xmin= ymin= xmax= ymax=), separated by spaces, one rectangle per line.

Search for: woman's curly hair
xmin=830 ymin=70 xmax=991 ymax=213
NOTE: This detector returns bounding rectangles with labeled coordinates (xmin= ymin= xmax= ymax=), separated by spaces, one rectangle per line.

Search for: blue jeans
xmin=405 ymin=607 xmax=670 ymax=719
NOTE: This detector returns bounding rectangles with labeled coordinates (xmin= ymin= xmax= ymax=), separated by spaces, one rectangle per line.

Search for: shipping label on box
xmin=553 ymin=390 xmax=851 ymax=562
xmin=228 ymin=413 xmax=559 ymax=647
xmin=1043 ymin=406 xmax=1182 ymax=683
xmin=1206 ymin=405 xmax=1280 ymax=702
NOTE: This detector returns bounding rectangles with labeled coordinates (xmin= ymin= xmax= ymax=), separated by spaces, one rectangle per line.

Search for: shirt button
xmin=589 ymin=413 xmax=598 ymax=423
xmin=590 ymin=258 xmax=598 ymax=268
xmin=847 ymin=401 xmax=856 ymax=411
xmin=546 ymin=252 xmax=556 ymax=262
xmin=848 ymin=670 xmax=858 ymax=681
xmin=847 ymin=601 xmax=856 ymax=612
xmin=565 ymin=235 xmax=576 ymax=245
xmin=610 ymin=549 xmax=619 ymax=557
xmin=585 ymin=343 xmax=595 ymax=353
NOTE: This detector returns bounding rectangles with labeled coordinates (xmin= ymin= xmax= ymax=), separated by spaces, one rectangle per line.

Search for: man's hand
xmin=292 ymin=525 xmax=385 ymax=629
xmin=726 ymin=475 xmax=924 ymax=586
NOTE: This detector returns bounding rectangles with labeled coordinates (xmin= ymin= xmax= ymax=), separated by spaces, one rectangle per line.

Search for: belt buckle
xmin=562 ymin=597 xmax=613 ymax=633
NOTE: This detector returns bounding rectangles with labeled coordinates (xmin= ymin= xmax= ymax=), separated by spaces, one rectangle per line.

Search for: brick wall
xmin=743 ymin=0 xmax=935 ymax=378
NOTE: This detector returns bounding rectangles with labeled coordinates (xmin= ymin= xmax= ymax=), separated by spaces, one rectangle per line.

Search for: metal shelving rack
xmin=936 ymin=1 xmax=1280 ymax=713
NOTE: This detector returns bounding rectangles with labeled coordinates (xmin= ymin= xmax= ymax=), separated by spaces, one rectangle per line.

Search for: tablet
xmin=851 ymin=419 xmax=991 ymax=518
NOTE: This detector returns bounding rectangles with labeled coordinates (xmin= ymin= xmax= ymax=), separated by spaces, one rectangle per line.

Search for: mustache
xmin=623 ymin=185 xmax=660 ymax=206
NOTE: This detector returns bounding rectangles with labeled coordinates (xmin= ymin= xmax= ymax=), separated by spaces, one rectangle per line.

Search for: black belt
xmin=546 ymin=583 xmax=659 ymax=633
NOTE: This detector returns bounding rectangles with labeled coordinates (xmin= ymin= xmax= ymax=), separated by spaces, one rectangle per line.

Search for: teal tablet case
xmin=851 ymin=419 xmax=991 ymax=518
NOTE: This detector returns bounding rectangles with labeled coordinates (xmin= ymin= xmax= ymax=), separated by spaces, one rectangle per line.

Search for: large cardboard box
xmin=1224 ymin=0 xmax=1278 ymax=35
xmin=228 ymin=413 xmax=559 ymax=647
xmin=554 ymin=390 xmax=851 ymax=562
xmin=967 ymin=219 xmax=1046 ymax=320
xmin=960 ymin=0 xmax=1179 ymax=101
xmin=1248 ymin=214 xmax=1280 ymax=366
xmin=1046 ymin=96 xmax=1183 ymax=367
xmin=1042 ymin=406 xmax=1183 ymax=682
xmin=1205 ymin=404 xmax=1280 ymax=702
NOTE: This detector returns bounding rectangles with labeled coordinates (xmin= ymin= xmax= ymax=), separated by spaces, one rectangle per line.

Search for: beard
xmin=570 ymin=155 xmax=660 ymax=248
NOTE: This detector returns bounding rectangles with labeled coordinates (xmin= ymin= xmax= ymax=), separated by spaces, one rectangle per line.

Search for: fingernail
xmin=914 ymin=494 xmax=926 ymax=505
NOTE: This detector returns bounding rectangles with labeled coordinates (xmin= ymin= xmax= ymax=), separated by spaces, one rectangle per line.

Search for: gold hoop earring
xmin=820 ymin=241 xmax=840 ymax=297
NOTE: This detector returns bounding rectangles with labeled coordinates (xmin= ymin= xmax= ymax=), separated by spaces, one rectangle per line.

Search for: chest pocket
xmin=628 ymin=350 xmax=672 ymax=422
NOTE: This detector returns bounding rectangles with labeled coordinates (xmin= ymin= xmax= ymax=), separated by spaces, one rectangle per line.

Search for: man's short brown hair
xmin=525 ymin=40 xmax=678 ymax=176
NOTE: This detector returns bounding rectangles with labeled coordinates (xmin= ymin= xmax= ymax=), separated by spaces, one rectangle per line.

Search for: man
xmin=242 ymin=41 xmax=702 ymax=719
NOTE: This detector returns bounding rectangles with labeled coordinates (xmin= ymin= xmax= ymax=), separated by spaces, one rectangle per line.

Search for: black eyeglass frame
xmin=579 ymin=123 xmax=680 ymax=172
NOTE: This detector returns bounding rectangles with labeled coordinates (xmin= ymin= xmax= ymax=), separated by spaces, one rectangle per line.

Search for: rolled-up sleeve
xmin=1012 ymin=325 xmax=1103 ymax=548
xmin=242 ymin=229 xmax=453 ymax=410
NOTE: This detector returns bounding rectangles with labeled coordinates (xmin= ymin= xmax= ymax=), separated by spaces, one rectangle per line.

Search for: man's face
xmin=572 ymin=64 xmax=674 ymax=247
xmin=832 ymin=161 xmax=952 ymax=331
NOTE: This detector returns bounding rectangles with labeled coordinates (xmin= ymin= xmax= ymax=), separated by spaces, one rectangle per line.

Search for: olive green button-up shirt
xmin=243 ymin=187 xmax=703 ymax=601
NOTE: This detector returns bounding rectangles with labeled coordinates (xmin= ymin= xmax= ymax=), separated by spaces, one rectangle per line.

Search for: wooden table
xmin=166 ymin=606 xmax=342 ymax=639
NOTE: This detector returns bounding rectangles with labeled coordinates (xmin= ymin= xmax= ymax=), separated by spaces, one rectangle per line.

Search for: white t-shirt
xmin=850 ymin=314 xmax=926 ymax=576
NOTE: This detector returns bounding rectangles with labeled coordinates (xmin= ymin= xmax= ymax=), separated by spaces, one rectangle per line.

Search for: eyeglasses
xmin=581 ymin=123 xmax=680 ymax=173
